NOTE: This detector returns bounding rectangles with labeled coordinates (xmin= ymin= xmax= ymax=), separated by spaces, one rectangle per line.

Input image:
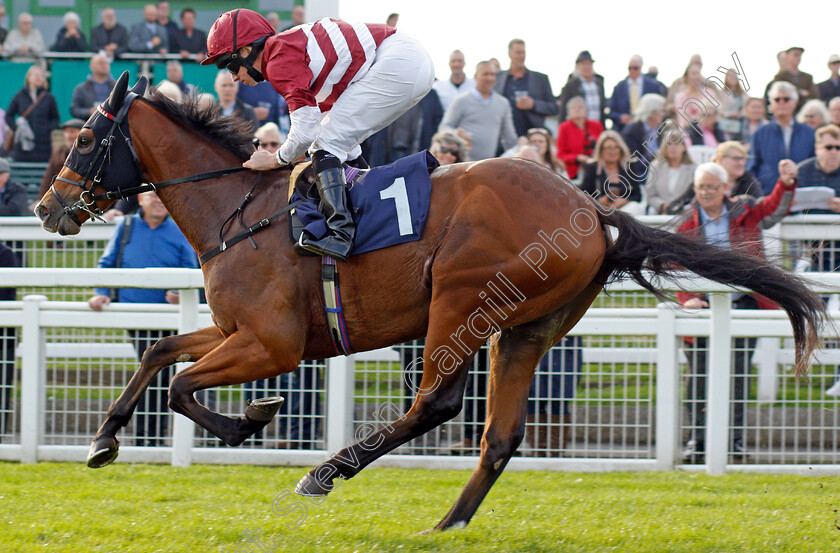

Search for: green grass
xmin=1 ymin=463 xmax=839 ymax=552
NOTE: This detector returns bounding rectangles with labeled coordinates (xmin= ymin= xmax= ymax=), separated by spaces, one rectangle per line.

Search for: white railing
xmin=2 ymin=268 xmax=840 ymax=475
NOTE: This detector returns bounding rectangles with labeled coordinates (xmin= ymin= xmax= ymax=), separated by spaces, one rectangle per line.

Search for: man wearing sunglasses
xmin=749 ymin=81 xmax=815 ymax=194
xmin=608 ymin=55 xmax=661 ymax=132
xmin=201 ymin=9 xmax=434 ymax=261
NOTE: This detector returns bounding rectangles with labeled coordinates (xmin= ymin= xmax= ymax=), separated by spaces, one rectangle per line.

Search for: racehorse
xmin=36 ymin=73 xmax=826 ymax=531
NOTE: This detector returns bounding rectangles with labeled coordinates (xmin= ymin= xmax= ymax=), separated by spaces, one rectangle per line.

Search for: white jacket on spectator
xmin=3 ymin=28 xmax=45 ymax=57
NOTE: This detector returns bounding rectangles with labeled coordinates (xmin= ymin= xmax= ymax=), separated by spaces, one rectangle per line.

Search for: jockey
xmin=201 ymin=9 xmax=435 ymax=261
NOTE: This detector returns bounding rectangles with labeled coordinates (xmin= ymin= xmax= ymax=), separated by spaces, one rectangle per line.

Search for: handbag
xmin=2 ymin=91 xmax=46 ymax=152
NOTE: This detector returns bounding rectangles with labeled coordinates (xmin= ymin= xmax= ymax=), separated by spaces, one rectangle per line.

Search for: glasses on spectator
xmin=722 ymin=155 xmax=747 ymax=162
xmin=772 ymin=97 xmax=792 ymax=103
xmin=821 ymin=144 xmax=840 ymax=151
xmin=628 ymin=66 xmax=640 ymax=70
xmin=257 ymin=141 xmax=280 ymax=148
xmin=438 ymin=146 xmax=459 ymax=156
xmin=695 ymin=183 xmax=723 ymax=192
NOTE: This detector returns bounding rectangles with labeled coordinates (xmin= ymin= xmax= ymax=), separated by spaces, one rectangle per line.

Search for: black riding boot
xmin=295 ymin=151 xmax=355 ymax=261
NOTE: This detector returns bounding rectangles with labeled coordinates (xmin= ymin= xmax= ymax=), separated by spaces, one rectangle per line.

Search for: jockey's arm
xmin=277 ymin=105 xmax=322 ymax=164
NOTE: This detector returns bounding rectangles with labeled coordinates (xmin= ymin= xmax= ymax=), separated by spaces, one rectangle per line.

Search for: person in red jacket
xmin=676 ymin=160 xmax=798 ymax=463
xmin=201 ymin=9 xmax=434 ymax=261
xmin=555 ymin=96 xmax=602 ymax=180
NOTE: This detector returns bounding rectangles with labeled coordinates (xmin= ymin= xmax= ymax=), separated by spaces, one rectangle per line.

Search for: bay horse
xmin=36 ymin=73 xmax=825 ymax=531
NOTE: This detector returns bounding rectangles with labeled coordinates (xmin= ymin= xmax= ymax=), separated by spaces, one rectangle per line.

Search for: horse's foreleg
xmin=295 ymin=306 xmax=488 ymax=498
xmin=166 ymin=327 xmax=298 ymax=447
xmin=88 ymin=325 xmax=225 ymax=468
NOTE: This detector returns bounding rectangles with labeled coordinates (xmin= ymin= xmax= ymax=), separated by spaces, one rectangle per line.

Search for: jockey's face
xmin=230 ymin=65 xmax=258 ymax=86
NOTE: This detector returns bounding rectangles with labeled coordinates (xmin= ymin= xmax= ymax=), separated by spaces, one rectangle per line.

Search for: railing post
xmin=20 ymin=295 xmax=47 ymax=463
xmin=326 ymin=355 xmax=355 ymax=455
xmin=655 ymin=303 xmax=680 ymax=470
xmin=706 ymin=292 xmax=732 ymax=475
xmin=171 ymin=289 xmax=199 ymax=467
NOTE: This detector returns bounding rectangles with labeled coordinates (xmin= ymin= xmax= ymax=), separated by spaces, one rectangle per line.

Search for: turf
xmin=1 ymin=463 xmax=839 ymax=552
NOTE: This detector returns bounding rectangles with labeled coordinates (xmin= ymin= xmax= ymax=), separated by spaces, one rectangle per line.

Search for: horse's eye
xmin=76 ymin=130 xmax=96 ymax=154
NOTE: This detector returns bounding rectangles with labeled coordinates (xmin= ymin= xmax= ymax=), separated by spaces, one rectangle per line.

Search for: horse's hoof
xmin=87 ymin=436 xmax=119 ymax=468
xmin=244 ymin=396 xmax=285 ymax=422
xmin=294 ymin=473 xmax=332 ymax=497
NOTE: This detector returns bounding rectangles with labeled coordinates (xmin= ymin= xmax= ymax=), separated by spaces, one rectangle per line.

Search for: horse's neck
xmin=127 ymin=105 xmax=263 ymax=256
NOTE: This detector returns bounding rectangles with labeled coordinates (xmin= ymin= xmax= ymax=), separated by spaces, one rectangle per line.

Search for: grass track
xmin=2 ymin=463 xmax=840 ymax=552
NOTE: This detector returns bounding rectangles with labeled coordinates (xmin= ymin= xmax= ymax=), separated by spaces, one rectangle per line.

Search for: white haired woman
xmin=556 ymin=96 xmax=603 ymax=181
xmin=676 ymin=159 xmax=799 ymax=463
xmin=429 ymin=130 xmax=468 ymax=165
xmin=51 ymin=11 xmax=88 ymax=52
xmin=620 ymin=93 xmax=665 ymax=165
xmin=796 ymin=99 xmax=830 ymax=131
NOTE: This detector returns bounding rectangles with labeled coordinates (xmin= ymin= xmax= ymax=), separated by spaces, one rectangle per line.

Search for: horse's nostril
xmin=36 ymin=204 xmax=50 ymax=221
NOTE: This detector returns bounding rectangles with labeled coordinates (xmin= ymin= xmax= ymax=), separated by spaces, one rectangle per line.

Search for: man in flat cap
xmin=557 ymin=50 xmax=607 ymax=126
xmin=773 ymin=47 xmax=819 ymax=111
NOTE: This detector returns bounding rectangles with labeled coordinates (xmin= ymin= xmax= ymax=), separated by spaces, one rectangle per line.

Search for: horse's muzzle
xmin=35 ymin=195 xmax=82 ymax=236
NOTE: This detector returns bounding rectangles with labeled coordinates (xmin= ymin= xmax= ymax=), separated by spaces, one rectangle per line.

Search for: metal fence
xmin=2 ymin=269 xmax=840 ymax=476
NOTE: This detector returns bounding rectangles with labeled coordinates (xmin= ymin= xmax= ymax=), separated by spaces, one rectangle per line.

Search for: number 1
xmin=380 ymin=177 xmax=413 ymax=236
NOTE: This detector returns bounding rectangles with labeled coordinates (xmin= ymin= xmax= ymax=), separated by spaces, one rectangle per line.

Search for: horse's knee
xmin=140 ymin=335 xmax=179 ymax=368
xmin=412 ymin=387 xmax=464 ymax=428
xmin=167 ymin=373 xmax=190 ymax=413
xmin=481 ymin=424 xmax=526 ymax=466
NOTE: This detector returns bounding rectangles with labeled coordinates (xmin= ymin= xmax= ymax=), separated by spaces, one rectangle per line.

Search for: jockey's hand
xmin=244 ymin=149 xmax=283 ymax=171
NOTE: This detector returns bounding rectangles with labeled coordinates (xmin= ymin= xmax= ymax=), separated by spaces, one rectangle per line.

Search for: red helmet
xmin=200 ymin=9 xmax=274 ymax=67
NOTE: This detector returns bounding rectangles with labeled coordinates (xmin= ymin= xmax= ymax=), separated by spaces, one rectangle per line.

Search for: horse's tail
xmin=596 ymin=208 xmax=826 ymax=377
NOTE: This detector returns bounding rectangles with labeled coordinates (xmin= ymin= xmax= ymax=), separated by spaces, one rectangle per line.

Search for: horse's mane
xmin=142 ymin=90 xmax=256 ymax=161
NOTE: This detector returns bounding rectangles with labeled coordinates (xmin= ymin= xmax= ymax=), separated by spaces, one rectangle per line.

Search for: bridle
xmin=49 ymin=85 xmax=302 ymax=265
xmin=49 ymin=91 xmax=253 ymax=224
xmin=49 ymin=92 xmax=143 ymax=225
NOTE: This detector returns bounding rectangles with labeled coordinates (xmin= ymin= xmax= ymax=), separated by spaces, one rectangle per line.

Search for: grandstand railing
xmin=1 ymin=268 xmax=840 ymax=475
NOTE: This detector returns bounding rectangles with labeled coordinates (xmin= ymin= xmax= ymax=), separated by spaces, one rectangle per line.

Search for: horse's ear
xmin=130 ymin=76 xmax=148 ymax=97
xmin=103 ymin=71 xmax=130 ymax=114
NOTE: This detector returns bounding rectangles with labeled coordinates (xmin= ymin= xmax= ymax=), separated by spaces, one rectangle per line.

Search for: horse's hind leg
xmin=432 ymin=280 xmax=603 ymax=531
xmin=166 ymin=327 xmax=299 ymax=447
xmin=88 ymin=325 xmax=225 ymax=468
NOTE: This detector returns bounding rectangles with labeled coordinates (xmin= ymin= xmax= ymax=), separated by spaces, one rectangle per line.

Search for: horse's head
xmin=36 ymin=71 xmax=148 ymax=235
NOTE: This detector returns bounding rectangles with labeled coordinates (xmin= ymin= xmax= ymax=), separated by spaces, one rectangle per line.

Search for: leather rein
xmin=49 ymin=94 xmax=303 ymax=265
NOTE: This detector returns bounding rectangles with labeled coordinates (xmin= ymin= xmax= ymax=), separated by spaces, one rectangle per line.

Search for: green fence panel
xmin=0 ymin=61 xmax=35 ymax=114
xmin=50 ymin=60 xmax=141 ymax=122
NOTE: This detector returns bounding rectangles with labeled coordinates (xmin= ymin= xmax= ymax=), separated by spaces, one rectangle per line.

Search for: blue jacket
xmin=608 ymin=76 xmax=661 ymax=131
xmin=748 ymin=121 xmax=815 ymax=194
xmin=95 ymin=211 xmax=198 ymax=303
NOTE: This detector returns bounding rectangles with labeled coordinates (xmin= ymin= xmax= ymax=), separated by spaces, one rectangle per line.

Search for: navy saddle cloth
xmin=290 ymin=150 xmax=439 ymax=257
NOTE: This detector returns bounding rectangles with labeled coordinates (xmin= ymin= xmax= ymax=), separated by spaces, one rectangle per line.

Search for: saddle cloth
xmin=290 ymin=150 xmax=438 ymax=257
